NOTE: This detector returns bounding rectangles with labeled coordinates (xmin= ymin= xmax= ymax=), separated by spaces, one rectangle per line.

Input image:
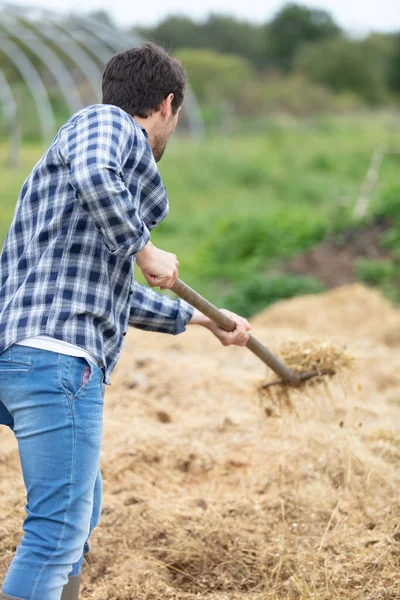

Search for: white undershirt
xmin=15 ymin=335 xmax=103 ymax=369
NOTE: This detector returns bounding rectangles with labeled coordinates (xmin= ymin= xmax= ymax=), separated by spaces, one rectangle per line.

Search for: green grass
xmin=0 ymin=112 xmax=399 ymax=313
xmin=0 ymin=143 xmax=46 ymax=242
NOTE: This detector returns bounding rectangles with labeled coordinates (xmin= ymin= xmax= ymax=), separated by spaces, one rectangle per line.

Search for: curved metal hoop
xmin=0 ymin=68 xmax=20 ymax=167
xmin=73 ymin=14 xmax=206 ymax=141
xmin=0 ymin=2 xmax=205 ymax=166
xmin=2 ymin=17 xmax=82 ymax=114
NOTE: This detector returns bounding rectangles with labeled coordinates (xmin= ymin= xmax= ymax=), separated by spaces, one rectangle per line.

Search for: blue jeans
xmin=0 ymin=344 xmax=105 ymax=600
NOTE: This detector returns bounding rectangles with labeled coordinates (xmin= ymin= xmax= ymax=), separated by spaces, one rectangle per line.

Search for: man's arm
xmin=128 ymin=281 xmax=251 ymax=345
xmin=188 ymin=308 xmax=251 ymax=346
xmin=128 ymin=280 xmax=194 ymax=334
xmin=58 ymin=106 xmax=150 ymax=257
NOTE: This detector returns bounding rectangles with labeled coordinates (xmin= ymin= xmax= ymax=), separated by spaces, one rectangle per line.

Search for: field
xmin=1 ymin=112 xmax=399 ymax=310
xmin=0 ymin=114 xmax=399 ymax=599
xmin=0 ymin=283 xmax=399 ymax=599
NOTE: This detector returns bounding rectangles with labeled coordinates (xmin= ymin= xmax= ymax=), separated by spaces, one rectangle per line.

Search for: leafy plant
xmin=221 ymin=274 xmax=326 ymax=317
xmin=356 ymin=258 xmax=396 ymax=285
xmin=356 ymin=258 xmax=400 ymax=303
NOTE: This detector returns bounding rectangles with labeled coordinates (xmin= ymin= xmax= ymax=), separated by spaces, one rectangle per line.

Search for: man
xmin=0 ymin=43 xmax=251 ymax=600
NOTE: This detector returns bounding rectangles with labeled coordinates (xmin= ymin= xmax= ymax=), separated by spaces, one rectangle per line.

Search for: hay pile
xmin=276 ymin=340 xmax=353 ymax=376
xmin=0 ymin=284 xmax=399 ymax=600
xmin=252 ymin=283 xmax=400 ymax=347
xmin=258 ymin=339 xmax=354 ymax=418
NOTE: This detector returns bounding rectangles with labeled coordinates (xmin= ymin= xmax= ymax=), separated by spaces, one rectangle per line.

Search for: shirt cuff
xmin=109 ymin=222 xmax=151 ymax=257
xmin=174 ymin=298 xmax=195 ymax=335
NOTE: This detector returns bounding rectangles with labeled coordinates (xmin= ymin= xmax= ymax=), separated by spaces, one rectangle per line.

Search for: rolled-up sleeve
xmin=128 ymin=281 xmax=194 ymax=335
xmin=58 ymin=106 xmax=150 ymax=257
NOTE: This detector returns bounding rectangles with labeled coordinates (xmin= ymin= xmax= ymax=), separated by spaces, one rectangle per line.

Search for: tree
xmin=87 ymin=10 xmax=117 ymax=28
xmin=296 ymin=37 xmax=387 ymax=104
xmin=201 ymin=15 xmax=265 ymax=68
xmin=173 ymin=48 xmax=255 ymax=105
xmin=136 ymin=16 xmax=204 ymax=52
xmin=388 ymin=33 xmax=400 ymax=92
xmin=136 ymin=14 xmax=265 ymax=68
xmin=266 ymin=3 xmax=341 ymax=71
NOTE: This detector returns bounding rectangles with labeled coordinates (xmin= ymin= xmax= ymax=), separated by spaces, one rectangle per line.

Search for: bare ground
xmin=1 ymin=284 xmax=399 ymax=600
xmin=282 ymin=221 xmax=393 ymax=288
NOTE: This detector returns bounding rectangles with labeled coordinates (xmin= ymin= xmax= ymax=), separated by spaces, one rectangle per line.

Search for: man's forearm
xmin=128 ymin=280 xmax=193 ymax=334
xmin=187 ymin=308 xmax=212 ymax=329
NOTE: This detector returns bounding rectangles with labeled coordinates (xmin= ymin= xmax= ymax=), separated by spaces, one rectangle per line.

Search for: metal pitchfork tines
xmin=171 ymin=279 xmax=326 ymax=388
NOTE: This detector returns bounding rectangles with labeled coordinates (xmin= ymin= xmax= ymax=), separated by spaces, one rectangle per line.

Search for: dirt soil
xmin=283 ymin=221 xmax=393 ymax=288
xmin=1 ymin=284 xmax=400 ymax=600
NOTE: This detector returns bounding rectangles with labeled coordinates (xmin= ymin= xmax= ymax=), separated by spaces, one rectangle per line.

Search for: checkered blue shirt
xmin=0 ymin=104 xmax=194 ymax=385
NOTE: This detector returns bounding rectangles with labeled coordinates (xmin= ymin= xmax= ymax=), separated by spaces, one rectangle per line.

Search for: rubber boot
xmin=0 ymin=580 xmax=83 ymax=600
xmin=0 ymin=574 xmax=81 ymax=600
xmin=61 ymin=575 xmax=81 ymax=600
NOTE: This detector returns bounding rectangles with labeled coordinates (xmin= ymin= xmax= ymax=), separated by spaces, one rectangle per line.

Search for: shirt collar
xmin=130 ymin=115 xmax=149 ymax=139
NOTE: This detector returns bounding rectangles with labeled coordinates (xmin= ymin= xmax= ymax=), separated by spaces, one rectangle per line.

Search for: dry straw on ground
xmin=0 ymin=284 xmax=399 ymax=600
xmin=277 ymin=339 xmax=353 ymax=377
xmin=258 ymin=339 xmax=354 ymax=417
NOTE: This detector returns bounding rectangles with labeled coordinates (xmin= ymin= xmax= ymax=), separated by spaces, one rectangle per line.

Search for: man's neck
xmin=131 ymin=114 xmax=156 ymax=149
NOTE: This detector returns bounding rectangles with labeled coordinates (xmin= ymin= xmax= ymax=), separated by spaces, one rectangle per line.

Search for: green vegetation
xmin=0 ymin=144 xmax=43 ymax=241
xmin=137 ymin=2 xmax=400 ymax=120
xmin=222 ymin=274 xmax=326 ymax=318
xmin=358 ymin=178 xmax=400 ymax=302
xmin=0 ymin=115 xmax=399 ymax=314
xmin=296 ymin=37 xmax=387 ymax=104
xmin=356 ymin=259 xmax=398 ymax=302
xmin=173 ymin=49 xmax=255 ymax=105
xmin=2 ymin=3 xmax=400 ymax=142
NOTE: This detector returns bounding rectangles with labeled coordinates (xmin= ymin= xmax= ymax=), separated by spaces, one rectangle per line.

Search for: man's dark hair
xmin=102 ymin=42 xmax=186 ymax=118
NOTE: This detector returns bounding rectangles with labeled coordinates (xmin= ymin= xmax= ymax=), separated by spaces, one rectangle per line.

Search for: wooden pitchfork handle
xmin=171 ymin=279 xmax=301 ymax=387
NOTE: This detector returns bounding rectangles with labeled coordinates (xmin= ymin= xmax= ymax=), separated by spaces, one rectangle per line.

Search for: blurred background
xmin=0 ymin=0 xmax=399 ymax=314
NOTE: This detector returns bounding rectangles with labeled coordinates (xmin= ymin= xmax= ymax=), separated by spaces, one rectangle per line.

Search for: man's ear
xmin=160 ymin=93 xmax=174 ymax=119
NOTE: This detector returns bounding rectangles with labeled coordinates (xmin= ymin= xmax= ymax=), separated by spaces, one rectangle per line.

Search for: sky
xmin=7 ymin=0 xmax=400 ymax=35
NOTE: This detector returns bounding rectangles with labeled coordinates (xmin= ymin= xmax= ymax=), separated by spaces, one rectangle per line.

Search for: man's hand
xmin=136 ymin=241 xmax=179 ymax=289
xmin=189 ymin=308 xmax=251 ymax=346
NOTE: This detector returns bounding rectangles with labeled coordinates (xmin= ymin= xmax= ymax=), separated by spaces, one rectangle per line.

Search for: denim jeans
xmin=0 ymin=344 xmax=105 ymax=600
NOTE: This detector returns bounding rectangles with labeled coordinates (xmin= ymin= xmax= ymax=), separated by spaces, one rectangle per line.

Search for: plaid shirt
xmin=0 ymin=104 xmax=194 ymax=385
